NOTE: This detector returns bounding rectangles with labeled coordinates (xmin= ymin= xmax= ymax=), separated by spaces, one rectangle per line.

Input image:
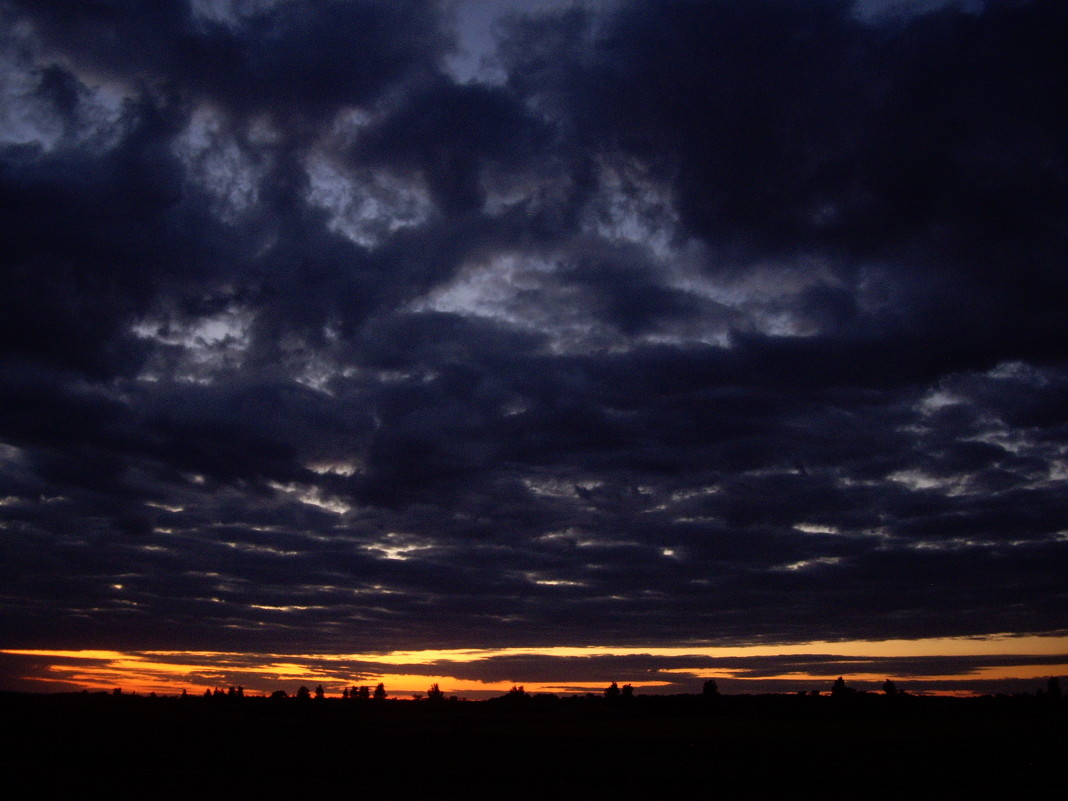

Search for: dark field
xmin=4 ymin=692 xmax=1063 ymax=799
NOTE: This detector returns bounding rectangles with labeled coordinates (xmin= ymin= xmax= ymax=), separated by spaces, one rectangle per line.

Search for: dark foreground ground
xmin=3 ymin=691 xmax=1064 ymax=800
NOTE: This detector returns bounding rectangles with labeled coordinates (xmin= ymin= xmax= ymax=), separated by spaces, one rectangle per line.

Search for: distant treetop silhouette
xmin=831 ymin=677 xmax=857 ymax=698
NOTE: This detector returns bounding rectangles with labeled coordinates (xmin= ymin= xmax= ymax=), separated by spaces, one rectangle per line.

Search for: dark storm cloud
xmin=501 ymin=0 xmax=1068 ymax=363
xmin=1 ymin=0 xmax=1067 ymax=681
xmin=352 ymin=76 xmax=548 ymax=214
xmin=10 ymin=0 xmax=446 ymax=116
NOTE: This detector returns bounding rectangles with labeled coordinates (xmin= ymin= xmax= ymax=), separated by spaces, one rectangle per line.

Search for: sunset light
xmin=5 ymin=632 xmax=1066 ymax=697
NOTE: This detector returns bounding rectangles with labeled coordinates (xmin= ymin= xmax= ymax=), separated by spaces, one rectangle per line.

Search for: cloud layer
xmin=1 ymin=0 xmax=1066 ymax=682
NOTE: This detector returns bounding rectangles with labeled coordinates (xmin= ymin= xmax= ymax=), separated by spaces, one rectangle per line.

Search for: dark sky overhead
xmin=1 ymin=0 xmax=1067 ymax=695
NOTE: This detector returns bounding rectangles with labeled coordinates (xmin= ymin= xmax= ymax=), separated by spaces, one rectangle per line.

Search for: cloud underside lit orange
xmin=4 ymin=633 xmax=1067 ymax=697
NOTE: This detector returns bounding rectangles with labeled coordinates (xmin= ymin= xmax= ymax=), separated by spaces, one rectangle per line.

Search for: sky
xmin=1 ymin=0 xmax=1066 ymax=698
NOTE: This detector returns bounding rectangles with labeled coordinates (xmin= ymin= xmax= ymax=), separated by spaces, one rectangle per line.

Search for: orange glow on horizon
xmin=667 ymin=664 xmax=1068 ymax=685
xmin=3 ymin=631 xmax=1066 ymax=697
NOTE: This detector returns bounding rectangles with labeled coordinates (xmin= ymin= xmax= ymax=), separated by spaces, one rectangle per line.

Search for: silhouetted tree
xmin=296 ymin=685 xmax=311 ymax=701
xmin=883 ymin=679 xmax=898 ymax=696
xmin=703 ymin=679 xmax=720 ymax=697
xmin=427 ymin=683 xmax=444 ymax=702
xmin=342 ymin=687 xmax=350 ymax=700
xmin=605 ymin=682 xmax=621 ymax=699
xmin=831 ymin=677 xmax=856 ymax=698
xmin=373 ymin=682 xmax=386 ymax=700
xmin=621 ymin=684 xmax=634 ymax=698
xmin=355 ymin=685 xmax=370 ymax=700
xmin=314 ymin=684 xmax=325 ymax=700
xmin=506 ymin=685 xmax=528 ymax=700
